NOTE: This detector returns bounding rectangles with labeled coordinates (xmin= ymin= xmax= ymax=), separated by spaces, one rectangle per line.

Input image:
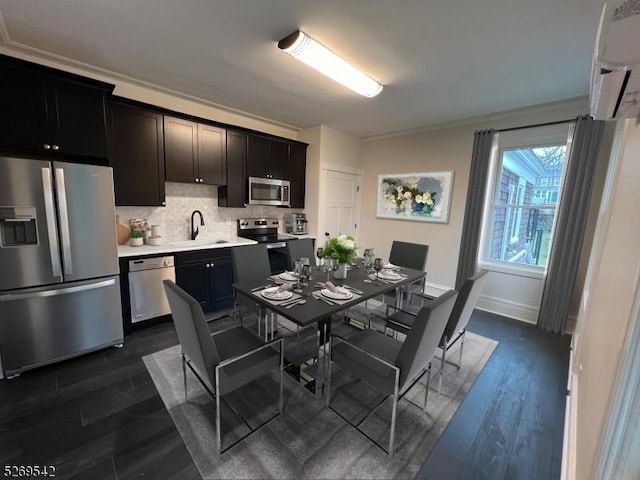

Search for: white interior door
xmin=321 ymin=167 xmax=361 ymax=242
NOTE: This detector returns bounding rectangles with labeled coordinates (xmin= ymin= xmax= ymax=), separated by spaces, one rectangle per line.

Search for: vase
xmin=115 ymin=215 xmax=130 ymax=245
xmin=334 ymin=263 xmax=348 ymax=280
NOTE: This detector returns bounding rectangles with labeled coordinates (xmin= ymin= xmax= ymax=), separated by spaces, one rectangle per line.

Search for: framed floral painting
xmin=376 ymin=171 xmax=454 ymax=223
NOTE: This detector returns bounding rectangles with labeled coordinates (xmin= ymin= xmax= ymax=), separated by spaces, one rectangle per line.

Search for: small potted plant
xmin=129 ymin=229 xmax=145 ymax=246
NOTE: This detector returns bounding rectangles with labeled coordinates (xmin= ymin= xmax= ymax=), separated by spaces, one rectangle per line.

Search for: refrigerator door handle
xmin=54 ymin=167 xmax=73 ymax=275
xmin=41 ymin=167 xmax=63 ymax=279
xmin=0 ymin=278 xmax=116 ymax=302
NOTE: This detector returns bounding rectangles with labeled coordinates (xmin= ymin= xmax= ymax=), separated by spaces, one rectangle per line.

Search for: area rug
xmin=143 ymin=330 xmax=497 ymax=479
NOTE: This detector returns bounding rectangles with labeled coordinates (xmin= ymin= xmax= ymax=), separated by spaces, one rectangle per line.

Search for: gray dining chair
xmin=326 ymin=289 xmax=458 ymax=455
xmin=381 ymin=241 xmax=429 ymax=312
xmin=385 ymin=269 xmax=489 ymax=392
xmin=163 ymin=280 xmax=283 ymax=455
xmin=286 ymin=238 xmax=316 ymax=270
xmin=231 ymin=244 xmax=273 ymax=334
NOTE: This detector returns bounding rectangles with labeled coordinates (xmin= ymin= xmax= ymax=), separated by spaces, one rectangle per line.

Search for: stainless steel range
xmin=237 ymin=218 xmax=291 ymax=272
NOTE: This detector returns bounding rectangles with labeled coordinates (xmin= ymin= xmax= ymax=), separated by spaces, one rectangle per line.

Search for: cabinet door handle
xmin=52 ymin=145 xmax=60 ymax=151
xmin=43 ymin=144 xmax=51 ymax=150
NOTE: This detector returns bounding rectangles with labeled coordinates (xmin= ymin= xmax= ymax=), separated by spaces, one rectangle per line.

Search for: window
xmin=480 ymin=124 xmax=569 ymax=276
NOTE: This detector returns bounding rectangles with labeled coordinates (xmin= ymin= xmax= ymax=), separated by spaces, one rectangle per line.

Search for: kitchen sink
xmin=169 ymin=239 xmax=229 ymax=247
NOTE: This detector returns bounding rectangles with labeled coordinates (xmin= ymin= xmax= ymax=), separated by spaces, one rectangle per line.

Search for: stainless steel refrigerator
xmin=0 ymin=156 xmax=123 ymax=378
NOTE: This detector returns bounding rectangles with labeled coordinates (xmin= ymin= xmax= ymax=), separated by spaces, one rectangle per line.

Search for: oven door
xmin=248 ymin=177 xmax=290 ymax=206
xmin=265 ymin=241 xmax=289 ymax=274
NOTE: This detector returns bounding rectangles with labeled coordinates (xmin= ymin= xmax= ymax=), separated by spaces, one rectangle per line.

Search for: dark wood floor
xmin=417 ymin=310 xmax=571 ymax=480
xmin=0 ymin=310 xmax=570 ymax=480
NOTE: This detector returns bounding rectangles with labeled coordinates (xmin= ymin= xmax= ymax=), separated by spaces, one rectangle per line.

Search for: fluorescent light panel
xmin=278 ymin=30 xmax=383 ymax=98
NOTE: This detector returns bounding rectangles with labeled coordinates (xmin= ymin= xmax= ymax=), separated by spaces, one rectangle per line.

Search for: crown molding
xmin=362 ymin=96 xmax=589 ymax=142
xmin=0 ymin=14 xmax=302 ymax=135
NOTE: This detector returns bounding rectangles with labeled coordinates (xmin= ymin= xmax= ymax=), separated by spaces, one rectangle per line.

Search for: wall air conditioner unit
xmin=590 ymin=0 xmax=640 ymax=120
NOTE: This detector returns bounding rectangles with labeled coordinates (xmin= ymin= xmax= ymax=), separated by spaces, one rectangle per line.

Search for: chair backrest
xmin=395 ymin=289 xmax=458 ymax=390
xmin=443 ymin=269 xmax=489 ymax=342
xmin=163 ymin=280 xmax=220 ymax=390
xmin=231 ymin=243 xmax=272 ymax=283
xmin=389 ymin=241 xmax=429 ymax=271
xmin=286 ymin=238 xmax=316 ymax=270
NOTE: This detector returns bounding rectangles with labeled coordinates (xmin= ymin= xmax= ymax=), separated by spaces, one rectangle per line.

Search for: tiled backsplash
xmin=116 ymin=182 xmax=291 ymax=243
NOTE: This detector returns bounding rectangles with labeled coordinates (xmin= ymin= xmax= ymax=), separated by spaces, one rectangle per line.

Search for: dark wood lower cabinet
xmin=175 ymin=248 xmax=234 ymax=313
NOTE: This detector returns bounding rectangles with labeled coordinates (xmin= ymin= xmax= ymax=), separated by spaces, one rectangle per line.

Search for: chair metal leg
xmin=458 ymin=330 xmax=465 ymax=369
xmin=424 ymin=365 xmax=431 ymax=412
xmin=439 ymin=336 xmax=447 ymax=393
xmin=215 ymin=368 xmax=221 ymax=455
xmin=182 ymin=352 xmax=188 ymax=401
xmin=279 ymin=339 xmax=284 ymax=413
xmin=389 ymin=371 xmax=399 ymax=456
xmin=325 ymin=336 xmax=333 ymax=406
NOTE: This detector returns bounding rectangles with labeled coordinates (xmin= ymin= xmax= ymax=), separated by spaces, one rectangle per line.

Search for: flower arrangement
xmin=322 ymin=234 xmax=357 ymax=265
xmin=381 ymin=178 xmax=437 ymax=214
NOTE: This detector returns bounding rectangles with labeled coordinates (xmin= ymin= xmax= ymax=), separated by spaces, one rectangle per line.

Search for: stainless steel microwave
xmin=248 ymin=177 xmax=290 ymax=206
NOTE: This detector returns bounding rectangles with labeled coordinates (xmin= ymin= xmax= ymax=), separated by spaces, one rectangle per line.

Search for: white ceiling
xmin=0 ymin=0 xmax=605 ymax=138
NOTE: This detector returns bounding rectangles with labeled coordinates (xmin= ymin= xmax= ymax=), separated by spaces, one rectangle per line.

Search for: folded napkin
xmin=324 ymin=281 xmax=348 ymax=294
xmin=277 ymin=283 xmax=292 ymax=292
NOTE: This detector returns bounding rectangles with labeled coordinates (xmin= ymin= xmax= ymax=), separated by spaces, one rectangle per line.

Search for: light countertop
xmin=280 ymin=233 xmax=316 ymax=240
xmin=117 ymin=236 xmax=257 ymax=257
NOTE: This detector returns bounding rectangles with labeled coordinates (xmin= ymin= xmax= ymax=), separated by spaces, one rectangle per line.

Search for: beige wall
xmin=300 ymin=125 xmax=362 ymax=238
xmin=359 ymin=99 xmax=605 ymax=321
xmin=298 ymin=126 xmax=322 ymax=237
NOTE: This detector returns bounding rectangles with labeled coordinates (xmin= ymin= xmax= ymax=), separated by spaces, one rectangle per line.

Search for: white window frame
xmin=478 ymin=124 xmax=570 ymax=279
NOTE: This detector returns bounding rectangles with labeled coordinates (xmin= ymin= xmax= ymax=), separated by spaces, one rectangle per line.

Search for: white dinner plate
xmin=322 ymin=288 xmax=352 ymax=300
xmin=279 ymin=271 xmax=298 ymax=282
xmin=261 ymin=287 xmax=293 ymax=300
xmin=378 ymin=270 xmax=402 ymax=280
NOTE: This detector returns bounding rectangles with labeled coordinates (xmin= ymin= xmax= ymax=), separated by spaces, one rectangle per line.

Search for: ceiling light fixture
xmin=277 ymin=30 xmax=383 ymax=98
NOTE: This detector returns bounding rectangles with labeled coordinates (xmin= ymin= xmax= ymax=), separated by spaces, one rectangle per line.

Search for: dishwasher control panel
xmin=129 ymin=256 xmax=175 ymax=272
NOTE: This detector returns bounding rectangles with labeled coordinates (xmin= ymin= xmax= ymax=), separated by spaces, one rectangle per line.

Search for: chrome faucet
xmin=191 ymin=210 xmax=204 ymax=240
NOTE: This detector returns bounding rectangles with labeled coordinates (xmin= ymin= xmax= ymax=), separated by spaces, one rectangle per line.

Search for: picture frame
xmin=376 ymin=171 xmax=454 ymax=223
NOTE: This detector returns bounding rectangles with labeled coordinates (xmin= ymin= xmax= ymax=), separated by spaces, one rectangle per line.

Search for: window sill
xmin=479 ymin=260 xmax=546 ymax=280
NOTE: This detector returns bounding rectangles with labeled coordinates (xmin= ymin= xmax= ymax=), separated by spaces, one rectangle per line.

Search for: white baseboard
xmin=422 ymin=281 xmax=452 ymax=298
xmin=476 ymin=293 xmax=539 ymax=324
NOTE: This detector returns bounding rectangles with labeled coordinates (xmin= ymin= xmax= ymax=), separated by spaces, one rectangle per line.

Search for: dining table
xmin=232 ymin=261 xmax=426 ymax=392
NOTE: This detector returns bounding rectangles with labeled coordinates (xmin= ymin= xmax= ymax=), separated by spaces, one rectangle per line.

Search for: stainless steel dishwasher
xmin=128 ymin=256 xmax=175 ymax=324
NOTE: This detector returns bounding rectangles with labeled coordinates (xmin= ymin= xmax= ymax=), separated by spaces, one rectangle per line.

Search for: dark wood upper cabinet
xmin=108 ymin=102 xmax=165 ymax=206
xmin=269 ymin=140 xmax=289 ymax=179
xmin=164 ymin=116 xmax=197 ymax=183
xmin=165 ymin=116 xmax=226 ymax=185
xmin=218 ymin=130 xmax=247 ymax=208
xmin=247 ymin=134 xmax=289 ymax=180
xmin=0 ymin=56 xmax=111 ymax=160
xmin=289 ymin=143 xmax=307 ymax=208
xmin=198 ymin=123 xmax=226 ymax=185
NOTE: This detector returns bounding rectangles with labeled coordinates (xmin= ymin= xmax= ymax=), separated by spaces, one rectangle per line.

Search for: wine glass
xmin=364 ymin=248 xmax=375 ymax=272
xmin=299 ymin=257 xmax=310 ymax=287
xmin=316 ymin=247 xmax=324 ymax=268
xmin=324 ymin=258 xmax=338 ymax=282
xmin=293 ymin=258 xmax=303 ymax=293
xmin=373 ymin=257 xmax=383 ymax=279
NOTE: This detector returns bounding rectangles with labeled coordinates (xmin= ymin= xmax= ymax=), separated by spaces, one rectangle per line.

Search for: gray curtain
xmin=537 ymin=115 xmax=605 ymax=333
xmin=455 ymin=129 xmax=496 ymax=290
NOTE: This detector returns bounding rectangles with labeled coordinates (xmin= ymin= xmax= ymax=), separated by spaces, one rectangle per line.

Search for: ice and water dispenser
xmin=0 ymin=207 xmax=38 ymax=247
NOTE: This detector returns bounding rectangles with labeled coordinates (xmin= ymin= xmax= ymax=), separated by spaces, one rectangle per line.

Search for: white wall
xmin=569 ymin=119 xmax=640 ymax=479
